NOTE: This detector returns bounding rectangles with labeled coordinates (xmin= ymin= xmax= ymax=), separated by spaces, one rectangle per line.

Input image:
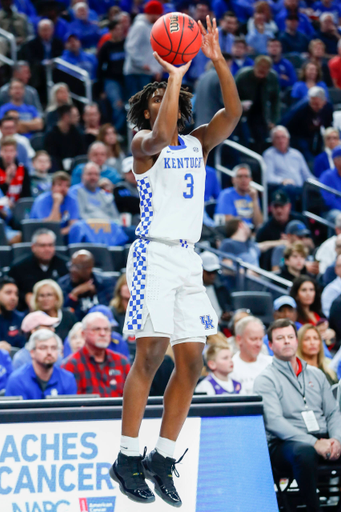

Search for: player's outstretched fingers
xmin=206 ymin=14 xmax=212 ymax=32
xmin=197 ymin=19 xmax=207 ymax=36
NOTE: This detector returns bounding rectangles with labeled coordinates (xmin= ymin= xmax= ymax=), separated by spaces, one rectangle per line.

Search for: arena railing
xmin=196 ymin=242 xmax=292 ymax=295
xmin=215 ymin=139 xmax=268 ymax=221
xmin=45 ymin=57 xmax=92 ymax=105
xmin=302 ymin=178 xmax=339 ymax=233
xmin=0 ymin=28 xmax=17 ymax=66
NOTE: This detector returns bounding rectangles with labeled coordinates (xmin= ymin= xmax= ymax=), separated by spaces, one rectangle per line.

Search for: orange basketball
xmin=150 ymin=12 xmax=202 ymax=65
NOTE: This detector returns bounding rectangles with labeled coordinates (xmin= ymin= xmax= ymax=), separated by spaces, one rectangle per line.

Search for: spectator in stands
xmin=321 ymin=233 xmax=341 ymax=286
xmin=267 ymin=39 xmax=297 ymax=91
xmin=329 ymin=39 xmax=341 ymax=88
xmin=45 ymin=83 xmax=72 ymax=132
xmin=282 ymin=86 xmax=333 ymax=164
xmin=123 ymin=0 xmax=163 ymax=99
xmin=68 ymin=2 xmax=103 ymax=49
xmin=5 ymin=329 xmax=77 ymax=399
xmin=230 ymin=316 xmax=272 ymax=395
xmin=64 ymin=322 xmax=85 ymax=361
xmin=82 ymin=103 xmax=101 ymax=149
xmin=0 ymin=277 xmax=25 ymax=351
xmin=89 ymin=304 xmax=130 ymax=359
xmin=0 ymin=137 xmax=31 ymax=205
xmin=217 ymin=11 xmax=239 ymax=53
xmin=314 ymin=127 xmax=340 ymax=178
xmin=32 ymin=279 xmax=78 ymax=342
xmin=97 ymin=124 xmax=125 ymax=174
xmin=0 ymin=187 xmax=20 ymax=244
xmin=276 ymin=0 xmax=315 ymax=37
xmin=290 ymin=275 xmax=323 ymax=325
xmin=273 ymin=296 xmax=299 ymax=324
xmin=44 ymin=105 xmax=87 ymax=172
xmin=254 ymin=319 xmax=341 ymax=512
xmin=291 ymin=61 xmax=329 ymax=104
xmin=236 ymin=56 xmax=280 ymax=153
xmin=70 ymin=162 xmax=121 ymax=222
xmin=231 ymin=38 xmax=254 ymax=77
xmin=297 ymin=324 xmax=337 ymax=384
xmin=113 ymin=156 xmax=140 ymax=215
xmin=246 ymin=11 xmax=275 ymax=55
xmin=0 ymin=62 xmax=42 ymax=114
xmin=309 ymin=39 xmax=333 ymax=87
xmin=271 ymin=220 xmax=315 ymax=272
xmin=321 ymin=254 xmax=341 ymax=317
xmin=30 ymin=151 xmax=52 ymax=198
xmin=247 ymin=1 xmax=278 ymax=36
xmin=71 ymin=141 xmax=121 ymax=186
xmin=0 ymin=114 xmax=35 ymax=163
xmin=30 ymin=171 xmax=79 ymax=235
xmin=215 ymin=164 xmax=263 ymax=228
xmin=58 ymin=249 xmax=115 ymax=320
xmin=61 ymin=312 xmax=130 ymax=396
xmin=321 ymin=147 xmax=341 ymax=221
xmin=278 ymin=14 xmax=310 ymax=54
xmin=195 ymin=342 xmax=241 ymax=395
xmin=263 ymin=126 xmax=312 ymax=205
xmin=61 ymin=33 xmax=97 ymax=80
xmin=257 ymin=190 xmax=301 ymax=244
xmin=0 ymin=347 xmax=12 ymax=392
xmin=278 ymin=242 xmax=309 ymax=282
xmin=0 ymin=79 xmax=43 ymax=138
xmin=316 ymin=12 xmax=340 ymax=55
xmin=328 ymin=292 xmax=341 ymax=343
xmin=0 ymin=0 xmax=29 ymax=49
xmin=110 ymin=274 xmax=129 ymax=335
xmin=97 ymin=19 xmax=126 ymax=132
xmin=200 ymin=251 xmax=231 ymax=324
xmin=316 ymin=215 xmax=341 ymax=273
xmin=36 ymin=0 xmax=70 ymax=42
xmin=313 ymin=0 xmax=341 ymax=20
xmin=19 ymin=18 xmax=64 ymax=105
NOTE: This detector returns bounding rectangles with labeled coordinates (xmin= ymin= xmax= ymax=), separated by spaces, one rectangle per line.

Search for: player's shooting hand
xmin=153 ymin=52 xmax=192 ymax=78
xmin=198 ymin=16 xmax=222 ymax=63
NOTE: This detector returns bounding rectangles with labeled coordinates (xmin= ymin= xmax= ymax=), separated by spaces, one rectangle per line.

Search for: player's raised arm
xmin=191 ymin=16 xmax=242 ymax=158
xmin=130 ymin=54 xmax=191 ymax=160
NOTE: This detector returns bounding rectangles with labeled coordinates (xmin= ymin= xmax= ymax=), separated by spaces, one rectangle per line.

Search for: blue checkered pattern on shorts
xmin=180 ymin=239 xmax=189 ymax=248
xmin=136 ymin=177 xmax=153 ymax=237
xmin=126 ymin=239 xmax=150 ymax=331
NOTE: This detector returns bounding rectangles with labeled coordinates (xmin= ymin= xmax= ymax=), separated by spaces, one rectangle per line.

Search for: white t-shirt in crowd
xmin=230 ymin=352 xmax=272 ymax=395
xmin=195 ymin=374 xmax=235 ymax=395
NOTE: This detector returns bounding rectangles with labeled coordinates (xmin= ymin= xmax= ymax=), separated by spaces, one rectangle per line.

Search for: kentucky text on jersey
xmin=163 ymin=157 xmax=203 ymax=169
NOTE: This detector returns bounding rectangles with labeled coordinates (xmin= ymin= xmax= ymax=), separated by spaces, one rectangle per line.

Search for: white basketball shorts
xmin=123 ymin=238 xmax=218 ymax=345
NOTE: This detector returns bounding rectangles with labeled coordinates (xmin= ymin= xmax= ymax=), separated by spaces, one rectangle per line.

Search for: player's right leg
xmin=109 ymin=335 xmax=169 ymax=503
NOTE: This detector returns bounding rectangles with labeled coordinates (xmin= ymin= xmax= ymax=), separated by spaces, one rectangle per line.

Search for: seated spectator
xmin=278 ymin=242 xmax=309 ymax=282
xmin=263 ymin=126 xmax=312 ymax=205
xmin=316 ymin=317 xmax=336 ymax=353
xmin=32 ymin=279 xmax=78 ymax=342
xmin=67 ymin=2 xmax=103 ymax=49
xmin=62 ymin=322 xmax=85 ymax=362
xmin=113 ymin=156 xmax=140 ymax=215
xmin=217 ymin=11 xmax=239 ymax=52
xmin=273 ymin=295 xmax=299 ymax=325
xmin=0 ymin=348 xmax=12 ymax=393
xmin=195 ymin=342 xmax=241 ymax=395
xmin=61 ymin=312 xmax=130 ymax=396
xmin=97 ymin=123 xmax=125 ymax=174
xmin=200 ymin=251 xmax=231 ymax=324
xmin=247 ymin=1 xmax=278 ymax=37
xmin=291 ymin=61 xmax=329 ymax=104
xmin=8 ymin=229 xmax=68 ymax=310
xmin=215 ymin=164 xmax=263 ymax=228
xmin=290 ymin=275 xmax=323 ymax=325
xmin=82 ymin=103 xmax=101 ymax=149
xmin=89 ymin=304 xmax=130 ymax=359
xmin=236 ymin=56 xmax=280 ymax=153
xmin=276 ymin=0 xmax=315 ymax=37
xmin=267 ymin=39 xmax=297 ymax=90
xmin=282 ymin=86 xmax=333 ymax=165
xmin=231 ymin=37 xmax=254 ymax=77
xmin=0 ymin=0 xmax=29 ymax=51
xmin=71 ymin=141 xmax=121 ymax=185
xmin=297 ymin=325 xmax=337 ymax=384
xmin=278 ymin=14 xmax=310 ymax=54
xmin=0 ymin=277 xmax=25 ymax=351
xmin=321 ymin=254 xmax=341 ymax=317
xmin=0 ymin=79 xmax=43 ymax=138
xmin=230 ymin=316 xmax=272 ymax=395
xmin=309 ymin=38 xmax=333 ymax=87
xmin=30 ymin=171 xmax=79 ymax=235
xmin=45 ymin=83 xmax=73 ymax=132
xmin=44 ymin=105 xmax=87 ymax=172
xmin=0 ymin=188 xmax=20 ymax=244
xmin=0 ymin=61 xmax=42 ymax=113
xmin=35 ymin=0 xmax=70 ymax=43
xmin=272 ymin=220 xmax=315 ymax=272
xmin=246 ymin=11 xmax=275 ymax=55
xmin=316 ymin=213 xmax=341 ymax=272
xmin=110 ymin=274 xmax=129 ymax=335
xmin=0 ymin=113 xmax=35 ymax=162
xmin=70 ymin=162 xmax=121 ymax=222
xmin=320 ymin=146 xmax=341 ymax=220
xmin=5 ymin=329 xmax=77 ymax=399
xmin=58 ymin=249 xmax=116 ymax=320
xmin=226 ymin=309 xmax=252 ymax=355
xmin=329 ymin=39 xmax=341 ymax=88
xmin=322 ymin=233 xmax=341 ymax=286
xmin=204 ymin=165 xmax=221 ymax=203
xmin=0 ymin=137 xmax=31 ymax=204
xmin=314 ymin=127 xmax=340 ymax=178
xmin=316 ymin=12 xmax=340 ymax=55
xmin=254 ymin=319 xmax=341 ymax=512
xmin=313 ymin=0 xmax=341 ymax=20
xmin=61 ymin=33 xmax=97 ymax=80
xmin=30 ymin=151 xmax=52 ymax=198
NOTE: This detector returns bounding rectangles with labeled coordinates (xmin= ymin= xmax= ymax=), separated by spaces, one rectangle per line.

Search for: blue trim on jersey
xmin=126 ymin=238 xmax=150 ymax=331
xmin=169 ymin=136 xmax=187 ymax=150
xmin=136 ymin=176 xmax=153 ymax=237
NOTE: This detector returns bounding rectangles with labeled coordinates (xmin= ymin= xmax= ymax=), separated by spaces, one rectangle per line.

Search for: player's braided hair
xmin=127 ymin=81 xmax=193 ymax=132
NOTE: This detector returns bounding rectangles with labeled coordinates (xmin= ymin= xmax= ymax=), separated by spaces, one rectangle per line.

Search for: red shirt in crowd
xmin=61 ymin=344 xmax=131 ymax=397
xmin=328 ymin=56 xmax=341 ymax=89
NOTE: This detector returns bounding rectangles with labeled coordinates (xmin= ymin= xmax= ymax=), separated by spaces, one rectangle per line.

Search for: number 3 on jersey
xmin=183 ymin=173 xmax=194 ymax=199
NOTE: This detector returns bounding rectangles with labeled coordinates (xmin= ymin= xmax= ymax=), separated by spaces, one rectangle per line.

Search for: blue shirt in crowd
xmin=272 ymin=58 xmax=297 ymax=89
xmin=313 ymin=1 xmax=341 ymax=19
xmin=0 ymin=349 xmax=12 ymax=392
xmin=231 ymin=56 xmax=254 ymax=76
xmin=0 ymin=310 xmax=26 ymax=348
xmin=5 ymin=363 xmax=77 ymax=399
xmin=205 ymin=165 xmax=221 ymax=202
xmin=246 ymin=28 xmax=275 ymax=54
xmin=30 ymin=191 xmax=79 ymax=228
xmin=35 ymin=17 xmax=70 ymax=41
xmin=67 ymin=19 xmax=103 ymax=48
xmin=61 ymin=49 xmax=98 ymax=80
xmin=0 ymin=103 xmax=40 ymax=138
xmin=276 ymin=9 xmax=316 ymax=37
xmin=314 ymin=149 xmax=333 ymax=178
xmin=71 ymin=163 xmax=121 ymax=186
xmin=320 ymin=167 xmax=341 ymax=210
xmin=215 ymin=187 xmax=254 ymax=225
xmin=291 ymin=81 xmax=329 ymax=102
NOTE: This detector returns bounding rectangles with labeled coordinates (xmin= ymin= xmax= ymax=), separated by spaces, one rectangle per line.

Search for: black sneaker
xmin=142 ymin=448 xmax=188 ymax=508
xmin=109 ymin=447 xmax=155 ymax=504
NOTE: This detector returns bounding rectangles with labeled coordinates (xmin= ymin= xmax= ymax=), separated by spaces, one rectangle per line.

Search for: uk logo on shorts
xmin=200 ymin=315 xmax=214 ymax=330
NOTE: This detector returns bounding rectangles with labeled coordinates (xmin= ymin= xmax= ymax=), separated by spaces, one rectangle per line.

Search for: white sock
xmin=155 ymin=436 xmax=176 ymax=459
xmin=120 ymin=435 xmax=140 ymax=457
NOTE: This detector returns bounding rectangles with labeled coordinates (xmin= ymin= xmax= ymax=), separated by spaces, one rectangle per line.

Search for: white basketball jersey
xmin=134 ymin=134 xmax=205 ymax=244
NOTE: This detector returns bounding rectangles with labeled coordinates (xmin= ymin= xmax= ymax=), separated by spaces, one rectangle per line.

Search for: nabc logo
xmin=12 ymin=501 xmax=70 ymax=512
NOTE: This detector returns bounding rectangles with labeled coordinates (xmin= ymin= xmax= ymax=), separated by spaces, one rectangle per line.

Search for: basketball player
xmin=110 ymin=16 xmax=242 ymax=506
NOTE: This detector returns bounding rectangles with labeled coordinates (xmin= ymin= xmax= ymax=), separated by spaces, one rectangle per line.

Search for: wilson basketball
xmin=150 ymin=12 xmax=202 ymax=65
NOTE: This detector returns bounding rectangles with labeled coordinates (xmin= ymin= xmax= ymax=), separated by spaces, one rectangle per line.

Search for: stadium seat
xmin=21 ymin=220 xmax=64 ymax=245
xmin=30 ymin=133 xmax=45 ymax=151
xmin=283 ymin=53 xmax=303 ymax=70
xmin=68 ymin=243 xmax=114 ymax=271
xmin=70 ymin=154 xmax=88 ymax=172
xmin=12 ymin=243 xmax=69 ymax=263
xmin=231 ymin=291 xmax=274 ymax=326
xmin=109 ymin=246 xmax=126 ymax=271
xmin=0 ymin=246 xmax=12 ymax=268
xmin=0 ymin=220 xmax=8 ymax=246
xmin=12 ymin=198 xmax=35 ymax=229
xmin=328 ymin=87 xmax=341 ymax=109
